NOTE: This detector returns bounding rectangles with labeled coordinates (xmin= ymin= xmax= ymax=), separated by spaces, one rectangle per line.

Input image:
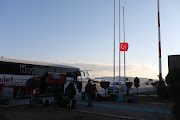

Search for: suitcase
xmin=132 ymin=95 xmax=137 ymax=103
xmin=70 ymin=100 xmax=76 ymax=109
xmin=81 ymin=91 xmax=86 ymax=100
xmin=96 ymin=94 xmax=102 ymax=102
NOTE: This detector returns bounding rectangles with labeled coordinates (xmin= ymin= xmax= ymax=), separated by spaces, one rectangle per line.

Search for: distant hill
xmin=96 ymin=76 xmax=158 ymax=83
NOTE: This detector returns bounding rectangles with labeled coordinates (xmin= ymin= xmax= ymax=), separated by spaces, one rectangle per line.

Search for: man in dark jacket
xmin=65 ymin=82 xmax=76 ymax=99
xmin=65 ymin=82 xmax=76 ymax=108
xmin=85 ymin=80 xmax=93 ymax=107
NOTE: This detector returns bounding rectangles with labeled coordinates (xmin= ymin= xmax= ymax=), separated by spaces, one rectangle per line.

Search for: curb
xmin=140 ymin=102 xmax=173 ymax=106
xmin=75 ymin=109 xmax=144 ymax=120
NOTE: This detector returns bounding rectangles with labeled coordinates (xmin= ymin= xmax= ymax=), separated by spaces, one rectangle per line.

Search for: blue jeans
xmin=87 ymin=94 xmax=92 ymax=106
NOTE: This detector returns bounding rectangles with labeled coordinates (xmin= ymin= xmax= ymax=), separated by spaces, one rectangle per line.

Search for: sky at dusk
xmin=0 ymin=0 xmax=180 ymax=79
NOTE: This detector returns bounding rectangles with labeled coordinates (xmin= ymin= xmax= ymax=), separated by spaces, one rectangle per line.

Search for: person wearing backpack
xmin=65 ymin=82 xmax=76 ymax=108
xmin=85 ymin=79 xmax=93 ymax=107
xmin=65 ymin=82 xmax=76 ymax=99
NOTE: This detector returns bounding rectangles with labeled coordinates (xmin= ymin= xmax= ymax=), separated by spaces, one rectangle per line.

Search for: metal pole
xmin=119 ymin=0 xmax=121 ymax=94
xmin=113 ymin=0 xmax=116 ymax=94
xmin=157 ymin=0 xmax=162 ymax=83
xmin=123 ymin=7 xmax=126 ymax=93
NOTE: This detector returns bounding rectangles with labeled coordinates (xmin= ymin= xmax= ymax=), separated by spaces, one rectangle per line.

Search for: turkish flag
xmin=120 ymin=43 xmax=128 ymax=51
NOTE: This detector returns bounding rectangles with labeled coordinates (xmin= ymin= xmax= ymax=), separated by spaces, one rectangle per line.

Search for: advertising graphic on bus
xmin=0 ymin=58 xmax=82 ymax=98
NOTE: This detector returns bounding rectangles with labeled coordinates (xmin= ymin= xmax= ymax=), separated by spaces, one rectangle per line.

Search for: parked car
xmin=107 ymin=81 xmax=125 ymax=94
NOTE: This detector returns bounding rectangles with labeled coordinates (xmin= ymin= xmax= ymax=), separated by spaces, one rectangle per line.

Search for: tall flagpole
xmin=157 ymin=0 xmax=162 ymax=83
xmin=113 ymin=0 xmax=116 ymax=94
xmin=119 ymin=0 xmax=121 ymax=93
xmin=123 ymin=7 xmax=126 ymax=93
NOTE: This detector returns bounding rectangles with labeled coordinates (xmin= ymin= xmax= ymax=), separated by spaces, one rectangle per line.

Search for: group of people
xmin=64 ymin=79 xmax=98 ymax=108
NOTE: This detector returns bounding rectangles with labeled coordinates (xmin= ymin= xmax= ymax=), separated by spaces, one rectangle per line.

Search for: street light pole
xmin=123 ymin=7 xmax=126 ymax=93
xmin=119 ymin=0 xmax=121 ymax=94
xmin=113 ymin=0 xmax=116 ymax=94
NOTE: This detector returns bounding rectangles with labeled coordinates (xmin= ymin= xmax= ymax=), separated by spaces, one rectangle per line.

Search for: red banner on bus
xmin=48 ymin=73 xmax=66 ymax=84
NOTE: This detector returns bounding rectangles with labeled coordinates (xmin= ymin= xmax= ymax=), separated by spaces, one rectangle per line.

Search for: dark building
xmin=168 ymin=55 xmax=180 ymax=72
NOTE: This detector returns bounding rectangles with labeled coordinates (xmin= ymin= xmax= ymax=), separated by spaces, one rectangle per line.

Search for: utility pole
xmin=157 ymin=0 xmax=163 ymax=84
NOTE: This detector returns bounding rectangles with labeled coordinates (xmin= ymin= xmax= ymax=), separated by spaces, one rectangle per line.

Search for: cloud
xmin=124 ymin=64 xmax=158 ymax=79
xmin=56 ymin=62 xmax=159 ymax=79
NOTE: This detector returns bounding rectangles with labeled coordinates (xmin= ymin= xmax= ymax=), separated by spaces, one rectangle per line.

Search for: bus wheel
xmin=3 ymin=99 xmax=9 ymax=105
xmin=15 ymin=88 xmax=25 ymax=99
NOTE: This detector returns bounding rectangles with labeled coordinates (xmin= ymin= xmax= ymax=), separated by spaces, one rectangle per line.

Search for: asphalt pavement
xmin=0 ymin=92 xmax=173 ymax=120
